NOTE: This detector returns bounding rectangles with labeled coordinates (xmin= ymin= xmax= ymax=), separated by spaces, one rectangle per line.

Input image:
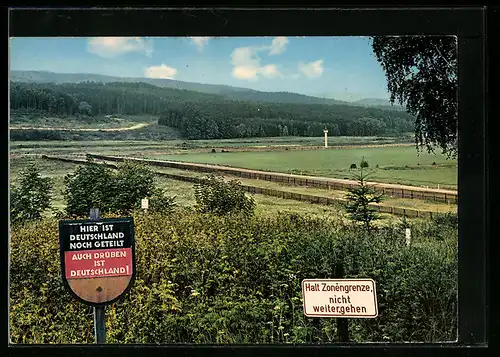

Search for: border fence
xmin=85 ymin=153 xmax=458 ymax=204
xmin=42 ymin=155 xmax=452 ymax=219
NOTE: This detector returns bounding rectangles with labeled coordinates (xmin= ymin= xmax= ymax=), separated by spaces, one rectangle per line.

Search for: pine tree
xmin=344 ymin=167 xmax=384 ymax=230
xmin=10 ymin=163 xmax=52 ymax=224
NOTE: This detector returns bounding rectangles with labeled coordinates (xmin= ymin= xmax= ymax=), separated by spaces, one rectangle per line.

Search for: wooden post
xmin=90 ymin=208 xmax=106 ymax=344
xmin=335 ymin=262 xmax=349 ymax=342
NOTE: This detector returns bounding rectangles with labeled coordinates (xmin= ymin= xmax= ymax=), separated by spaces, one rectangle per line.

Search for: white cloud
xmin=230 ymin=37 xmax=288 ymax=81
xmin=231 ymin=47 xmax=260 ymax=68
xmin=298 ymin=60 xmax=324 ymax=78
xmin=259 ymin=64 xmax=280 ymax=78
xmin=87 ymin=37 xmax=153 ymax=58
xmin=189 ymin=36 xmax=212 ymax=51
xmin=268 ymin=36 xmax=288 ymax=55
xmin=144 ymin=64 xmax=177 ymax=79
xmin=232 ymin=66 xmax=259 ymax=81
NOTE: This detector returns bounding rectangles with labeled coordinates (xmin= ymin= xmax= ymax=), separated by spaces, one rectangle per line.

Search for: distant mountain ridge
xmin=10 ymin=70 xmax=403 ymax=110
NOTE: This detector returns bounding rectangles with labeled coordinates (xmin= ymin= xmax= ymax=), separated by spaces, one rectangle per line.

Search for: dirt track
xmin=9 ymin=122 xmax=154 ymax=132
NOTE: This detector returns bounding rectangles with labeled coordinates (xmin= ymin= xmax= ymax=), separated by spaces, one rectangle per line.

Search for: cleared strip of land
xmin=86 ymin=153 xmax=458 ymax=204
xmin=42 ymin=155 xmax=455 ymax=218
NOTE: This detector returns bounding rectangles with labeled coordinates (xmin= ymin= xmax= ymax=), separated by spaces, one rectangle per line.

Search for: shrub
xmin=194 ymin=174 xmax=255 ymax=216
xmin=63 ymin=159 xmax=116 ymax=217
xmin=350 ymin=163 xmax=357 ymax=169
xmin=360 ymin=157 xmax=369 ymax=168
xmin=64 ymin=159 xmax=157 ymax=216
xmin=111 ymin=161 xmax=156 ymax=214
xmin=149 ymin=188 xmax=178 ymax=214
xmin=9 ymin=211 xmax=458 ymax=343
xmin=10 ymin=163 xmax=52 ymax=224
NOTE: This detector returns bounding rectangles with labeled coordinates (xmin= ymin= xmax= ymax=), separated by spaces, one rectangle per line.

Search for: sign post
xmin=89 ymin=208 xmax=105 ymax=344
xmin=59 ymin=209 xmax=135 ymax=344
xmin=334 ymin=263 xmax=349 ymax=342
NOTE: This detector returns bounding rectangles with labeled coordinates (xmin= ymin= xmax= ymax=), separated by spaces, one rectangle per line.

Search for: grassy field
xmin=9 ymin=154 xmax=456 ymax=227
xmin=14 ymin=156 xmax=430 ymax=225
xmin=9 ymin=135 xmax=456 ymax=189
xmin=149 ymin=145 xmax=457 ymax=189
xmin=148 ymin=165 xmax=457 ymax=213
xmin=9 ymin=131 xmax=457 ymax=221
xmin=9 ymin=135 xmax=411 ymax=154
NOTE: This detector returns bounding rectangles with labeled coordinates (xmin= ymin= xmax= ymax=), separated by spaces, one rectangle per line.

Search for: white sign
xmin=405 ymin=228 xmax=411 ymax=246
xmin=141 ymin=198 xmax=149 ymax=209
xmin=302 ymin=279 xmax=378 ymax=318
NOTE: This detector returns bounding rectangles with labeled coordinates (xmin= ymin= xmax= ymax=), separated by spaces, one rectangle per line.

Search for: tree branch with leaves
xmin=371 ymin=36 xmax=458 ymax=158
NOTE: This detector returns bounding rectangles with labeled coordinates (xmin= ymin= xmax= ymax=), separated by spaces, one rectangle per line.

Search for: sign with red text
xmin=301 ymin=279 xmax=378 ymax=318
xmin=59 ymin=217 xmax=135 ymax=306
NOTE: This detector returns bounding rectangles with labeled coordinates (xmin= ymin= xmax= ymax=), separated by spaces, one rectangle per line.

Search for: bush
xmin=10 ymin=163 xmax=52 ymax=224
xmin=9 ymin=211 xmax=458 ymax=343
xmin=350 ymin=163 xmax=357 ymax=169
xmin=194 ymin=174 xmax=255 ymax=216
xmin=149 ymin=188 xmax=178 ymax=214
xmin=63 ymin=159 xmax=116 ymax=217
xmin=360 ymin=157 xmax=369 ymax=168
xmin=111 ymin=161 xmax=156 ymax=214
xmin=63 ymin=159 xmax=157 ymax=216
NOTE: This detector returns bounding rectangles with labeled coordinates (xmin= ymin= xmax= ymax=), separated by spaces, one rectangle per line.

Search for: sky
xmin=9 ymin=36 xmax=391 ymax=101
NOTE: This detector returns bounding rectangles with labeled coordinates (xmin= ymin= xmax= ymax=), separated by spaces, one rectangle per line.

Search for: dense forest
xmin=11 ymin=70 xmax=403 ymax=109
xmin=10 ymin=81 xmax=415 ymax=140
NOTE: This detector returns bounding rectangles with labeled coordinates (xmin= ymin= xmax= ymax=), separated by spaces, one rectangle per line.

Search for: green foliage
xmin=10 ymin=211 xmax=458 ymax=343
xmin=149 ymin=188 xmax=178 ymax=215
xmin=158 ymin=101 xmax=414 ymax=140
xmin=194 ymin=174 xmax=255 ymax=216
xmin=10 ymin=163 xmax=52 ymax=224
xmin=10 ymin=81 xmax=415 ymax=140
xmin=63 ymin=159 xmax=156 ymax=216
xmin=344 ymin=167 xmax=384 ymax=229
xmin=360 ymin=157 xmax=369 ymax=168
xmin=63 ymin=159 xmax=115 ymax=217
xmin=413 ymin=212 xmax=458 ymax=241
xmin=77 ymin=101 xmax=92 ymax=115
xmin=111 ymin=161 xmax=156 ymax=214
xmin=371 ymin=36 xmax=458 ymax=158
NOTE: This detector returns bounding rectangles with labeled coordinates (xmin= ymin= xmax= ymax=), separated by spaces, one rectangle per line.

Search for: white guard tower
xmin=323 ymin=127 xmax=328 ymax=148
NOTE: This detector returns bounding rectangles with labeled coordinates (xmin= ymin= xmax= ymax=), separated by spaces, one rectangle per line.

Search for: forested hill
xmin=11 ymin=70 xmax=402 ymax=109
xmin=10 ymin=81 xmax=415 ymax=140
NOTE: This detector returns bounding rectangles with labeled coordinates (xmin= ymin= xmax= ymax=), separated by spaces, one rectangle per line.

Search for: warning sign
xmin=59 ymin=217 xmax=135 ymax=306
xmin=302 ymin=279 xmax=378 ymax=318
